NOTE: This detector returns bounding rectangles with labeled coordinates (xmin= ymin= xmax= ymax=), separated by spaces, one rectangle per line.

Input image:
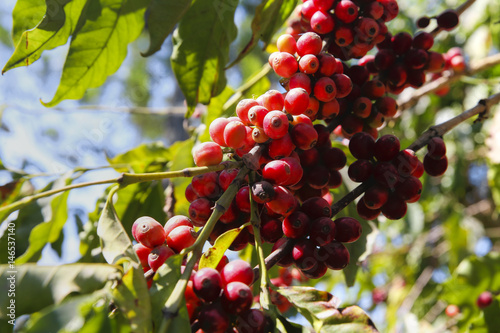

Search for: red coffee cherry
xmin=223 ymin=120 xmax=247 ymax=149
xmin=363 ymin=184 xmax=389 ymax=210
xmin=235 ymin=186 xmax=251 ymax=213
xmin=289 ymin=72 xmax=312 ymax=94
xmin=301 ymin=261 xmax=328 ymax=279
xmin=268 ymin=133 xmax=295 ymax=159
xmin=296 ymin=32 xmax=323 ymax=56
xmin=379 ymin=0 xmax=399 ymax=22
xmin=381 ymin=195 xmax=407 ymax=220
xmin=423 ymin=154 xmax=448 ymax=176
xmin=198 ymin=303 xmax=230 ymax=333
xmin=349 ymin=132 xmax=376 ymax=160
xmin=132 ymin=216 xmax=166 ymax=248
xmin=322 ymin=147 xmax=347 ymax=171
xmin=272 ymin=52 xmax=299 ymax=78
xmin=391 ymin=32 xmax=412 ymax=55
xmin=334 ymin=217 xmax=361 ymax=243
xmin=328 ymin=170 xmax=342 ymax=188
xmin=193 ymin=267 xmax=223 ymax=302
xmin=306 ymin=164 xmax=331 ymax=189
xmin=185 ymin=184 xmax=198 ymax=203
xmin=281 ymin=157 xmax=304 ymax=186
xmin=373 ymin=161 xmax=399 ymax=189
xmin=319 ymin=99 xmax=340 ymax=119
xmin=362 ymin=79 xmax=386 ymax=99
xmin=277 ymin=33 xmax=297 ymax=54
xmin=335 ymin=26 xmax=354 ymax=47
xmin=257 ymin=90 xmax=285 ymax=111
xmin=445 ymin=304 xmax=460 ymax=318
xmin=312 ymin=0 xmax=335 ymax=12
xmin=301 ymin=0 xmax=319 ymax=21
xmin=209 ymin=117 xmax=230 ymax=146
xmin=291 ymin=123 xmax=318 ymax=150
xmin=352 ymin=97 xmax=372 ymax=118
xmin=416 ymin=16 xmax=430 ymax=28
xmin=191 ymin=172 xmax=220 ymax=198
xmin=427 ymin=137 xmax=447 ymax=160
xmin=262 ymin=160 xmax=292 ymax=185
xmin=310 ymin=10 xmax=335 ymax=34
xmin=260 ymin=215 xmax=284 ymax=243
xmin=164 ymin=215 xmax=193 ymax=236
xmin=266 ymin=186 xmax=298 ymax=217
xmin=221 ymin=259 xmax=254 ymax=286
xmin=189 ymin=198 xmax=213 ymax=226
xmin=293 ymin=239 xmax=317 ymax=270
xmin=318 ymin=241 xmax=350 ymax=270
xmin=248 ymin=105 xmax=269 ymax=128
xmin=374 ymin=134 xmax=400 ymax=161
xmin=314 ymin=77 xmax=337 ymax=102
xmin=285 ymin=88 xmax=310 ymax=115
xmin=476 ymin=291 xmax=493 ymax=309
xmin=332 ymin=74 xmax=353 ymax=98
xmin=218 ymin=168 xmax=239 ymax=191
xmin=148 ymin=244 xmax=175 ymax=271
xmin=356 ymin=199 xmax=381 ymax=220
xmin=134 ymin=243 xmax=151 ymax=268
xmin=300 ymin=197 xmax=332 ymax=220
xmin=263 ymin=111 xmax=289 ymax=139
xmin=405 ymin=49 xmax=429 ymax=70
xmin=348 ymin=159 xmax=374 ymax=182
xmin=193 ymin=142 xmax=223 ymax=167
xmin=222 ymin=281 xmax=253 ymax=315
xmin=166 ymin=225 xmax=196 ymax=253
xmin=335 ymin=0 xmax=358 ymax=23
xmin=317 ymin=52 xmax=338 ymax=76
xmin=309 ymin=217 xmax=336 ymax=246
xmin=283 ymin=211 xmax=311 ymax=239
xmin=366 ymin=1 xmax=384 ymax=20
xmin=236 ymin=99 xmax=259 ymax=125
xmin=412 ymin=31 xmax=434 ymax=50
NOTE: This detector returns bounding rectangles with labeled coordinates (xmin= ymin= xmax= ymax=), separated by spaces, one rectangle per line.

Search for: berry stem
xmin=331 ymin=181 xmax=374 ymax=218
xmin=253 ymin=238 xmax=296 ymax=283
xmin=398 ymin=53 xmax=500 ymax=111
xmin=158 ymin=166 xmax=250 ymax=333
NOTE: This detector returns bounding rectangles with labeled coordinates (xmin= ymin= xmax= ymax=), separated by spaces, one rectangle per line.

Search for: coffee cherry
xmin=258 ymin=90 xmax=285 ymax=111
xmin=223 ymin=120 xmax=247 ymax=149
xmin=427 ymin=137 xmax=446 ymax=160
xmin=356 ymin=199 xmax=381 ymax=220
xmin=272 ymin=238 xmax=294 ymax=267
xmin=218 ymin=169 xmax=239 ymax=191
xmin=349 ymin=132 xmax=375 ymax=160
xmin=191 ymin=172 xmax=220 ymax=199
xmin=293 ymin=239 xmax=317 ymax=270
xmin=148 ymin=244 xmax=175 ymax=271
xmin=348 ymin=159 xmax=374 ymax=182
xmin=413 ymin=31 xmax=434 ymax=50
xmin=310 ymin=10 xmax=335 ymax=34
xmin=281 ymin=157 xmax=304 ymax=186
xmin=296 ymin=32 xmax=323 ymax=56
xmin=396 ymin=176 xmax=422 ymax=202
xmin=198 ymin=303 xmax=230 ymax=333
xmin=391 ymin=32 xmax=412 ymax=55
xmin=322 ymin=147 xmax=347 ymax=171
xmin=272 ymin=52 xmax=298 ymax=78
xmin=416 ymin=16 xmax=430 ymax=28
xmin=209 ymin=118 xmax=230 ymax=146
xmin=301 ymin=260 xmax=328 ymax=279
xmin=309 ymin=217 xmax=336 ymax=246
xmin=260 ymin=215 xmax=284 ymax=243
xmin=375 ymin=96 xmax=398 ymax=118
xmin=263 ymin=111 xmax=289 ymax=139
xmin=262 ymin=160 xmax=292 ymax=185
xmin=319 ymin=99 xmax=340 ymax=119
xmin=266 ymin=186 xmax=298 ymax=217
xmin=193 ymin=267 xmax=223 ymax=302
xmin=248 ymin=105 xmax=269 ymax=128
xmin=166 ymin=225 xmax=196 ymax=253
xmin=132 ymin=216 xmax=166 ymax=248
xmin=283 ymin=211 xmax=311 ymax=239
xmin=363 ymin=184 xmax=389 ymax=210
xmin=362 ymin=79 xmax=386 ymax=99
xmin=334 ymin=217 xmax=361 ymax=243
xmin=319 ymin=241 xmax=350 ymax=269
xmin=291 ymin=123 xmax=318 ymax=150
xmin=314 ymin=77 xmax=337 ymax=102
xmin=476 ymin=291 xmax=493 ymax=309
xmin=277 ymin=33 xmax=297 ymax=54
xmin=381 ymin=195 xmax=407 ymax=220
xmin=236 ymin=99 xmax=259 ymax=125
xmin=236 ymin=309 xmax=267 ymax=333
xmin=289 ymin=72 xmax=312 ymax=93
xmin=317 ymin=52 xmax=338 ymax=76
xmin=445 ymin=304 xmax=460 ymax=317
xmin=437 ymin=9 xmax=459 ymax=31
xmin=222 ymin=281 xmax=253 ymax=314
xmin=373 ymin=162 xmax=399 ymax=189
xmin=235 ymin=186 xmax=251 ymax=213
xmin=423 ymin=154 xmax=448 ymax=176
xmin=134 ymin=243 xmax=151 ymax=268
xmin=300 ymin=197 xmax=332 ymax=220
xmin=268 ymin=133 xmax=295 ymax=159
xmin=221 ymin=259 xmax=254 ymax=286
xmin=164 ymin=215 xmax=193 ymax=236
xmin=251 ymin=181 xmax=275 ymax=204
xmin=285 ymin=88 xmax=310 ymax=115
xmin=193 ymin=142 xmax=223 ymax=167
xmin=189 ymin=198 xmax=213 ymax=226
xmin=185 ymin=184 xmax=198 ymax=203
xmin=352 ymin=97 xmax=372 ymax=118
xmin=335 ymin=0 xmax=358 ymax=23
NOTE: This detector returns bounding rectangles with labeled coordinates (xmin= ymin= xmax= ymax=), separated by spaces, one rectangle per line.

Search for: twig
xmin=398 ymin=53 xmax=500 ymax=112
xmin=407 ymin=92 xmax=500 ymax=152
xmin=330 ymin=181 xmax=373 ymax=217
xmin=430 ymin=0 xmax=477 ymax=37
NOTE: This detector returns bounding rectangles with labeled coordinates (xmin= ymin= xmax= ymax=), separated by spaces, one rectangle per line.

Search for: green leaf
xmin=3 ymin=0 xmax=87 ymax=73
xmin=0 ymin=263 xmax=120 ymax=319
xmin=276 ymin=286 xmax=379 ymax=332
xmin=112 ymin=265 xmax=152 ymax=333
xmin=149 ymin=255 xmax=187 ymax=330
xmin=108 ymin=141 xmax=172 ymax=173
xmin=168 ymin=139 xmax=195 ymax=216
xmin=16 ymin=178 xmax=72 ymax=264
xmin=487 ymin=162 xmax=500 ymax=213
xmin=42 ymin=0 xmax=150 ymax=107
xmin=96 ymin=188 xmax=138 ymax=265
xmin=199 ymin=226 xmax=245 ymax=269
xmin=141 ymin=0 xmax=192 ymax=57
xmin=171 ymin=0 xmax=238 ymax=117
xmin=228 ymin=0 xmax=298 ymax=67
xmin=11 ymin=0 xmax=46 ymax=45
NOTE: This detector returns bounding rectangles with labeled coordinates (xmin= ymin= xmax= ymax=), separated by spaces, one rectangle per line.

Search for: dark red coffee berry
xmin=283 ymin=211 xmax=311 ymax=239
xmin=193 ymin=267 xmax=223 ymax=302
xmin=221 ymin=259 xmax=254 ymax=286
xmin=334 ymin=217 xmax=362 ymax=243
xmin=476 ymin=291 xmax=493 ymax=309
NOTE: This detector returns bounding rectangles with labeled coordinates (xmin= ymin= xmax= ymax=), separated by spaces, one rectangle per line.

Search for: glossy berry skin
xmin=222 ymin=282 xmax=253 ymax=315
xmin=236 ymin=309 xmax=267 ymax=333
xmin=476 ymin=291 xmax=493 ymax=309
xmin=300 ymin=197 xmax=332 ymax=220
xmin=374 ymin=135 xmax=400 ymax=161
xmin=148 ymin=245 xmax=175 ymax=271
xmin=272 ymin=52 xmax=298 ymax=78
xmin=266 ymin=186 xmax=298 ymax=217
xmin=209 ymin=118 xmax=230 ymax=146
xmin=381 ymin=195 xmax=407 ymax=220
xmin=285 ymin=88 xmax=310 ymax=115
xmin=314 ymin=77 xmax=337 ymax=102
xmin=248 ymin=105 xmax=269 ymax=128
xmin=296 ymin=32 xmax=323 ymax=56
xmin=191 ymin=172 xmax=220 ymax=199
xmin=356 ymin=199 xmax=381 ymax=220
xmin=307 ymin=164 xmax=330 ymax=189
xmin=263 ymin=111 xmax=289 ymax=139
xmin=166 ymin=225 xmax=196 ymax=253
xmin=332 ymin=74 xmax=353 ymax=98
xmin=292 ymin=239 xmax=317 ymax=271
xmin=363 ymin=185 xmax=389 ymax=210
xmin=334 ymin=217 xmax=362 ymax=243
xmin=235 ymin=186 xmax=251 ymax=213
xmin=198 ymin=304 xmax=230 ymax=333
xmin=281 ymin=157 xmax=304 ymax=186
xmin=218 ymin=168 xmax=239 ymax=191
xmin=260 ymin=216 xmax=284 ymax=243
xmin=132 ymin=216 xmax=166 ymax=249
xmin=189 ymin=198 xmax=213 ymax=227
xmin=193 ymin=142 xmax=223 ymax=167
xmin=221 ymin=259 xmax=254 ymax=286
xmin=309 ymin=217 xmax=336 ymax=246
xmin=322 ymin=147 xmax=347 ymax=171
xmin=310 ymin=10 xmax=335 ymax=34
xmin=394 ymin=149 xmax=419 ymax=177
xmin=349 ymin=132 xmax=375 ymax=160
xmin=423 ymin=155 xmax=448 ymax=176
xmin=236 ymin=99 xmax=259 ymax=125
xmin=299 ymin=54 xmax=320 ymax=74
xmin=184 ymin=184 xmax=198 ymax=203
xmin=224 ymin=120 xmax=247 ymax=149
xmin=134 ymin=243 xmax=151 ymax=268
xmin=427 ymin=137 xmax=446 ymax=159
xmin=437 ymin=9 xmax=459 ymax=30
xmin=318 ymin=241 xmax=350 ymax=270
xmin=258 ymin=90 xmax=285 ymax=111
xmin=318 ymin=52 xmax=338 ymax=76
xmin=277 ymin=33 xmax=297 ymax=54
xmin=193 ymin=268 xmax=222 ymax=302
xmin=262 ymin=160 xmax=292 ymax=185
xmin=335 ymin=0 xmax=358 ymax=23
xmin=373 ymin=162 xmax=399 ymax=189
xmin=268 ymin=133 xmax=295 ymax=159
xmin=396 ymin=176 xmax=422 ymax=202
xmin=348 ymin=159 xmax=374 ymax=183
xmin=164 ymin=215 xmax=193 ymax=237
xmin=291 ymin=123 xmax=318 ymax=150
xmin=283 ymin=211 xmax=311 ymax=239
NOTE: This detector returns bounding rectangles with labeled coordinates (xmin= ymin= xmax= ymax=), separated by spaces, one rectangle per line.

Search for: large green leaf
xmin=3 ymin=0 xmax=87 ymax=73
xmin=112 ymin=265 xmax=152 ymax=333
xmin=228 ymin=0 xmax=298 ymax=67
xmin=171 ymin=0 xmax=238 ymax=117
xmin=0 ymin=264 xmax=120 ymax=319
xmin=141 ymin=0 xmax=192 ymax=57
xmin=108 ymin=141 xmax=171 ymax=174
xmin=16 ymin=177 xmax=73 ymax=264
xmin=42 ymin=0 xmax=150 ymax=107
xmin=277 ymin=286 xmax=379 ymax=332
xmin=96 ymin=188 xmax=138 ymax=265
xmin=11 ymin=0 xmax=46 ymax=45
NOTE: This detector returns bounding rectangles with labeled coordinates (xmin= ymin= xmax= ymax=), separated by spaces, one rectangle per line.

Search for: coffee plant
xmin=0 ymin=0 xmax=499 ymax=332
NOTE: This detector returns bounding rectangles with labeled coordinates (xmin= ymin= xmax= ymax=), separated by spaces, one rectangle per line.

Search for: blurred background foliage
xmin=0 ymin=0 xmax=499 ymax=332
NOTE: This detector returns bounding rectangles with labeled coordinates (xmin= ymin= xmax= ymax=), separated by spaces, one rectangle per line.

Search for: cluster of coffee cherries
xmin=347 ymin=133 xmax=425 ymax=220
xmin=132 ymin=216 xmax=197 ymax=281
xmin=433 ymin=47 xmax=467 ymax=97
xmin=185 ymin=259 xmax=272 ymax=333
xmin=287 ymin=0 xmax=399 ymax=60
